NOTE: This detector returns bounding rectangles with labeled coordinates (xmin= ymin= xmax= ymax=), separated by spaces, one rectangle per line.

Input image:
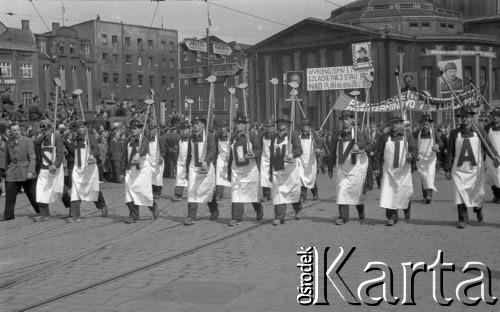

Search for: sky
xmin=0 ymin=0 xmax=355 ymax=45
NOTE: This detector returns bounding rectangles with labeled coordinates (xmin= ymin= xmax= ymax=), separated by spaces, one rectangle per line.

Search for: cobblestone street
xmin=1 ymin=170 xmax=499 ymax=312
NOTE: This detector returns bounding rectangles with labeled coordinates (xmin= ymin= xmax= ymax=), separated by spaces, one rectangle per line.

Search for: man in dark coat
xmin=108 ymin=127 xmax=124 ymax=182
xmin=164 ymin=125 xmax=180 ymax=178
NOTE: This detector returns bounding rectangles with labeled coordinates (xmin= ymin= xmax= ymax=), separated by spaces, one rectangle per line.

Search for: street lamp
xmin=185 ymin=98 xmax=194 ymax=122
xmin=270 ymin=78 xmax=279 ymax=120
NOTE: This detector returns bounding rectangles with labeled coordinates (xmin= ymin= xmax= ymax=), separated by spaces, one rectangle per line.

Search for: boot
xmin=356 ymin=204 xmax=365 ymax=222
xmin=404 ymin=202 xmax=411 ymax=220
xmin=184 ymin=203 xmax=197 ymax=225
xmin=425 ymin=189 xmax=433 ymax=204
xmin=274 ymin=204 xmax=286 ymax=225
xmin=125 ymin=202 xmax=139 ymax=223
xmin=336 ymin=205 xmax=350 ymax=225
xmin=149 ymin=201 xmax=159 ymax=219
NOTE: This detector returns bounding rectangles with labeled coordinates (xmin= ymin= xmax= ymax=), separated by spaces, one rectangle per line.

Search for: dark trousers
xmin=274 ymin=202 xmax=302 ymax=222
xmin=262 ymin=187 xmax=271 ymax=200
xmin=110 ymin=159 xmax=123 ymax=183
xmin=457 ymin=203 xmax=469 ymax=223
xmin=187 ymin=193 xmax=218 ymax=219
xmin=422 ymin=188 xmax=434 ymax=199
xmin=174 ymin=185 xmax=184 ymax=197
xmin=126 ymin=200 xmax=157 ymax=220
xmin=338 ymin=204 xmax=364 ymax=222
xmin=68 ymin=191 xmax=106 ymax=217
xmin=4 ymin=180 xmax=39 ymax=219
xmin=385 ymin=202 xmax=411 ymax=221
xmin=164 ymin=155 xmax=176 ymax=178
xmin=64 ymin=169 xmax=73 ymax=189
xmin=38 ymin=203 xmax=50 ymax=217
xmin=231 ymin=202 xmax=263 ymax=221
xmin=492 ymin=185 xmax=500 ymax=198
xmin=152 ymin=185 xmax=162 ymax=197
xmin=300 ymin=184 xmax=318 ymax=202
xmin=216 ymin=185 xmax=225 ymax=200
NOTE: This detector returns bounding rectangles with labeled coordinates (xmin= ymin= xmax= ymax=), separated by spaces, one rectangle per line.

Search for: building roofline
xmin=69 ymin=19 xmax=178 ymax=34
xmin=466 ymin=15 xmax=500 ymax=24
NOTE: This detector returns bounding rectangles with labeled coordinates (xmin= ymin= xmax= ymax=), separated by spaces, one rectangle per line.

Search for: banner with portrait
xmin=438 ymin=59 xmax=464 ymax=95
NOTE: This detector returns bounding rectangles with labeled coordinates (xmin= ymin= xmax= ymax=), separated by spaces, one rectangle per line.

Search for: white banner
xmin=182 ymin=39 xmax=207 ymax=52
xmin=306 ymin=66 xmax=372 ymax=91
xmin=212 ymin=43 xmax=232 ymax=56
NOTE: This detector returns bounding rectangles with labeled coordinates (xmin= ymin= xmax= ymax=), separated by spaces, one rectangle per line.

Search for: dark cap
xmin=389 ymin=112 xmax=404 ymax=122
xmin=443 ymin=62 xmax=457 ymax=72
xmin=300 ymin=118 xmax=312 ymax=126
xmin=457 ymin=106 xmax=476 ymax=117
xmin=275 ymin=114 xmax=291 ymax=124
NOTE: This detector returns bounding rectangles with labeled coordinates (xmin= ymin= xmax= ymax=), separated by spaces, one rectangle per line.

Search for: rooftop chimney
xmin=52 ymin=22 xmax=60 ymax=32
xmin=21 ymin=20 xmax=29 ymax=30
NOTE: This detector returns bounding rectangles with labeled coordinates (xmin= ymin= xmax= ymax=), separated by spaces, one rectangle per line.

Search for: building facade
xmin=247 ymin=0 xmax=500 ymax=128
xmin=0 ymin=20 xmax=39 ymax=112
xmin=178 ymin=35 xmax=250 ymax=122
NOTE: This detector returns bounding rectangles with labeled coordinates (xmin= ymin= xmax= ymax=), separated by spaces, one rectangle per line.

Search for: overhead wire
xmin=27 ymin=0 xmax=51 ymax=31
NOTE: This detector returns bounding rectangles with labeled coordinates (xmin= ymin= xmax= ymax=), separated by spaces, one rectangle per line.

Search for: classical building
xmin=247 ymin=0 xmax=500 ymax=128
xmin=178 ymin=35 xmax=250 ymax=122
xmin=0 ymin=20 xmax=39 ymax=110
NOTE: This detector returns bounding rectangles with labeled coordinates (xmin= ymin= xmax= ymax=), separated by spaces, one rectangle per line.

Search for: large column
xmin=319 ymin=48 xmax=327 ymax=130
xmin=435 ymin=44 xmax=443 ymax=124
xmin=306 ymin=52 xmax=316 ymax=124
xmin=475 ymin=45 xmax=481 ymax=91
xmin=248 ymin=54 xmax=256 ymax=123
xmin=488 ymin=47 xmax=493 ymax=102
xmin=264 ymin=55 xmax=272 ymax=122
xmin=281 ymin=55 xmax=291 ymax=115
xmin=332 ymin=49 xmax=343 ymax=130
xmin=293 ymin=51 xmax=302 ymax=124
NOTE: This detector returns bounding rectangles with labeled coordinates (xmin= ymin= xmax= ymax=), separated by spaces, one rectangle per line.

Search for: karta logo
xmin=297 ymin=247 xmax=497 ymax=307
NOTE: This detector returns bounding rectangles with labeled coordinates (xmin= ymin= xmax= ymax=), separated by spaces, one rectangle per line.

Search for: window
xmin=184 ymin=79 xmax=189 ymax=86
xmin=223 ymin=77 xmax=228 ymax=87
xmin=59 ymin=65 xmax=66 ymax=71
xmin=138 ymin=74 xmax=143 ymax=87
xmin=113 ymin=54 xmax=118 ymax=65
xmin=125 ymin=37 xmax=130 ymax=47
xmin=101 ymin=34 xmax=108 ymax=44
xmin=161 ymin=41 xmax=166 ymax=50
xmin=43 ymin=64 xmax=50 ymax=70
xmin=69 ymin=43 xmax=75 ymax=55
xmin=112 ymin=35 xmax=117 ymax=45
xmin=137 ymin=38 xmax=142 ymax=46
xmin=480 ymin=67 xmax=487 ymax=87
xmin=170 ymin=77 xmax=175 ymax=89
xmin=374 ymin=4 xmax=389 ymax=9
xmin=169 ymin=58 xmax=175 ymax=68
xmin=441 ymin=23 xmax=447 ymax=28
xmin=183 ymin=52 xmax=188 ymax=61
xmin=126 ymin=74 xmax=132 ymax=86
xmin=0 ymin=61 xmax=12 ymax=77
xmin=161 ymin=76 xmax=167 ymax=88
xmin=448 ymin=24 xmax=455 ymax=29
xmin=409 ymin=22 xmax=418 ymax=28
xmin=148 ymin=57 xmax=153 ymax=66
xmin=126 ymin=55 xmax=132 ymax=64
xmin=148 ymin=39 xmax=153 ymax=49
xmin=21 ymin=91 xmax=34 ymax=106
xmin=39 ymin=41 xmax=46 ymax=53
xmin=102 ymin=53 xmax=108 ymax=62
xmin=399 ymin=3 xmax=413 ymax=9
xmin=81 ymin=44 xmax=90 ymax=55
xmin=444 ymin=110 xmax=453 ymax=119
xmin=161 ymin=58 xmax=167 ymax=68
xmin=71 ymin=66 xmax=77 ymax=72
xmin=196 ymin=52 xmax=201 ymax=63
xmin=420 ymin=66 xmax=432 ymax=91
xmin=19 ymin=63 xmax=32 ymax=78
xmin=113 ymin=73 xmax=119 ymax=86
xmin=138 ymin=56 xmax=142 ymax=66
xmin=196 ymin=77 xmax=203 ymax=84
xmin=103 ymin=72 xmax=109 ymax=86
xmin=149 ymin=75 xmax=154 ymax=87
xmin=169 ymin=42 xmax=174 ymax=52
xmin=198 ymin=96 xmax=203 ymax=110
xmin=59 ymin=44 xmax=65 ymax=55
xmin=223 ymin=96 xmax=227 ymax=110
xmin=86 ymin=67 xmax=91 ymax=73
xmin=421 ymin=22 xmax=430 ymax=28
xmin=464 ymin=67 xmax=473 ymax=81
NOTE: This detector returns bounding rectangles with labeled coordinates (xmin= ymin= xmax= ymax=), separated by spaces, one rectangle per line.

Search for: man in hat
xmin=215 ymin=120 xmax=231 ymax=200
xmin=2 ymin=123 xmax=39 ymax=221
xmin=445 ymin=107 xmax=500 ymax=228
xmin=184 ymin=115 xmax=218 ymax=225
xmin=108 ymin=127 xmax=124 ymax=183
xmin=298 ymin=119 xmax=325 ymax=203
xmin=413 ymin=114 xmax=442 ymax=204
xmin=485 ymin=107 xmax=500 ymax=203
xmin=164 ymin=123 xmax=179 ymax=178
xmin=373 ymin=112 xmax=418 ymax=226
xmin=124 ymin=117 xmax=158 ymax=223
xmin=327 ymin=110 xmax=370 ymax=225
xmin=269 ymin=114 xmax=303 ymax=225
xmin=440 ymin=62 xmax=463 ymax=93
xmin=147 ymin=123 xmax=166 ymax=199
xmin=66 ymin=120 xmax=108 ymax=222
xmin=259 ymin=119 xmax=275 ymax=202
xmin=227 ymin=115 xmax=263 ymax=225
xmin=172 ymin=120 xmax=190 ymax=201
xmin=356 ymin=47 xmax=370 ymax=63
xmin=33 ymin=119 xmax=65 ymax=221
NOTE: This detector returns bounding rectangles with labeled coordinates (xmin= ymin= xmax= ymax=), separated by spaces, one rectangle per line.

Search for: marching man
xmin=298 ymin=119 xmax=321 ymax=202
xmin=34 ymin=120 xmax=65 ymax=222
xmin=215 ymin=121 xmax=231 ymax=200
xmin=68 ymin=121 xmax=108 ymax=223
xmin=445 ymin=107 xmax=500 ymax=228
xmin=183 ymin=116 xmax=218 ymax=225
xmin=373 ymin=113 xmax=417 ymax=226
xmin=227 ymin=115 xmax=263 ymax=225
xmin=414 ymin=114 xmax=442 ymax=204
xmin=484 ymin=107 xmax=500 ymax=203
xmin=124 ymin=117 xmax=158 ymax=223
xmin=172 ymin=121 xmax=191 ymax=201
xmin=147 ymin=124 xmax=166 ymax=199
xmin=259 ymin=120 xmax=274 ymax=202
xmin=269 ymin=114 xmax=303 ymax=225
xmin=327 ymin=111 xmax=370 ymax=225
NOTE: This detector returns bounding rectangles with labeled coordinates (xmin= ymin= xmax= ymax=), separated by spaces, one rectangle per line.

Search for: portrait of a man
xmin=356 ymin=47 xmax=370 ymax=63
xmin=439 ymin=60 xmax=463 ymax=94
xmin=401 ymin=73 xmax=418 ymax=92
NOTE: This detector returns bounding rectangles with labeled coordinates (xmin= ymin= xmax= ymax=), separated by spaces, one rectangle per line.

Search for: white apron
xmin=187 ymin=133 xmax=216 ymax=203
xmin=485 ymin=128 xmax=500 ymax=187
xmin=147 ymin=134 xmax=164 ymax=186
xmin=272 ymin=136 xmax=301 ymax=205
xmin=452 ymin=132 xmax=484 ymax=207
xmin=380 ymin=136 xmax=413 ymax=209
xmin=175 ymin=139 xmax=189 ymax=187
xmin=71 ymin=140 xmax=100 ymax=202
xmin=416 ymin=131 xmax=437 ymax=191
xmin=215 ymin=139 xmax=231 ymax=187
xmin=336 ymin=136 xmax=369 ymax=206
xmin=125 ymin=136 xmax=153 ymax=206
xmin=36 ymin=135 xmax=64 ymax=204
xmin=298 ymin=135 xmax=317 ymax=189
xmin=230 ymin=139 xmax=260 ymax=203
xmin=260 ymin=137 xmax=272 ymax=188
